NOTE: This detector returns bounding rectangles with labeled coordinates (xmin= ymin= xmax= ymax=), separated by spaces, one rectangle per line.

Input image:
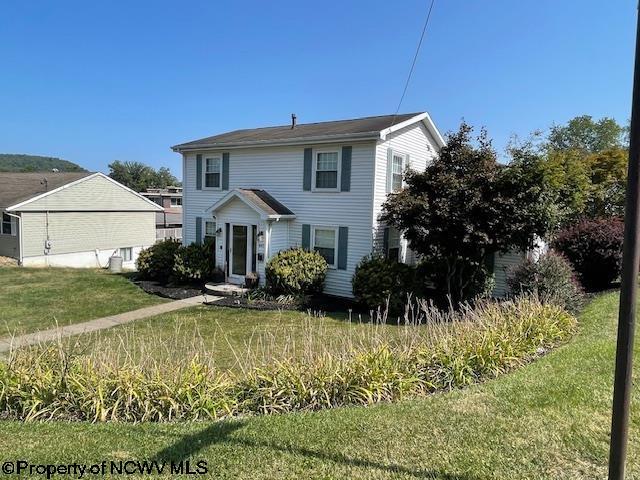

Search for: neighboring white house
xmin=0 ymin=172 xmax=163 ymax=268
xmin=173 ymin=112 xmax=520 ymax=298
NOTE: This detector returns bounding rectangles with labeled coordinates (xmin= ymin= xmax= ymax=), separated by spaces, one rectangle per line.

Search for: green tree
xmin=547 ymin=115 xmax=626 ymax=153
xmin=381 ymin=123 xmax=554 ymax=305
xmin=585 ymin=147 xmax=627 ymax=218
xmin=108 ymin=161 xmax=180 ymax=192
xmin=539 ymin=116 xmax=628 ymax=224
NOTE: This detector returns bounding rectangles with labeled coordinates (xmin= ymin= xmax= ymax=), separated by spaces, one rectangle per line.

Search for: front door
xmin=229 ymin=224 xmax=249 ymax=283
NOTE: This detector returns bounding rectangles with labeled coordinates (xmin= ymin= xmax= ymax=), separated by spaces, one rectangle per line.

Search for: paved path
xmin=0 ymin=294 xmax=220 ymax=354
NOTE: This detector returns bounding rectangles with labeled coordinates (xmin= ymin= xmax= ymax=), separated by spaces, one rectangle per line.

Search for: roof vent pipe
xmin=291 ymin=113 xmax=297 ymax=129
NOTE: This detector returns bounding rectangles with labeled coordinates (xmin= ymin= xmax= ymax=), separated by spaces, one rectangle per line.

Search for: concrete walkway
xmin=0 ymin=294 xmax=220 ymax=354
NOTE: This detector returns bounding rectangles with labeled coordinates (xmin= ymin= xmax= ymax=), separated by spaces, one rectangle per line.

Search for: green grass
xmin=0 ymin=291 xmax=635 ymax=478
xmin=0 ymin=267 xmax=165 ymax=335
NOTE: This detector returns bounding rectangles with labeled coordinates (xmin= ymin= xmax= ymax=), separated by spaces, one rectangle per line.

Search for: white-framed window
xmin=312 ymin=226 xmax=338 ymax=268
xmin=204 ymin=157 xmax=222 ymax=189
xmin=391 ymin=153 xmax=406 ymax=192
xmin=170 ymin=197 xmax=182 ymax=207
xmin=119 ymin=247 xmax=133 ymax=262
xmin=387 ymin=227 xmax=401 ymax=262
xmin=204 ymin=220 xmax=217 ymax=240
xmin=313 ymin=150 xmax=340 ymax=190
xmin=1 ymin=213 xmax=14 ymax=236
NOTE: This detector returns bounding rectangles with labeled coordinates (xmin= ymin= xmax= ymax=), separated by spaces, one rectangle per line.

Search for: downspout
xmin=4 ymin=212 xmax=23 ymax=265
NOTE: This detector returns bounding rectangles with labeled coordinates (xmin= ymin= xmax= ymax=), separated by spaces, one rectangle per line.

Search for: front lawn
xmin=0 ymin=267 xmax=166 ymax=335
xmin=0 ymin=291 xmax=635 ymax=478
xmin=54 ymin=306 xmax=395 ymax=372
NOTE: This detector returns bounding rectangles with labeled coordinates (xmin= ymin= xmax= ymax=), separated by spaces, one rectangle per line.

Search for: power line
xmin=388 ymin=0 xmax=436 ymax=129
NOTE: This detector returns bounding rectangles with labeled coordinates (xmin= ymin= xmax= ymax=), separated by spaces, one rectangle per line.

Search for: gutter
xmin=171 ymin=132 xmax=380 ymax=152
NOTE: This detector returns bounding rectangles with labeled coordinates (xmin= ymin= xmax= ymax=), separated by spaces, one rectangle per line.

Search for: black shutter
xmin=341 ymin=146 xmax=352 ymax=192
xmin=196 ymin=154 xmax=203 ymax=190
xmin=303 ymin=148 xmax=312 ymax=191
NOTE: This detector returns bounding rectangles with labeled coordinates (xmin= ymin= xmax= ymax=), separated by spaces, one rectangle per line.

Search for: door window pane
xmin=232 ymin=225 xmax=247 ymax=276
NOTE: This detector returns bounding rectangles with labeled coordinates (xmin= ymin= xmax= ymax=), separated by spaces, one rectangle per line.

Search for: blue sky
xmin=0 ymin=1 xmax=636 ymax=176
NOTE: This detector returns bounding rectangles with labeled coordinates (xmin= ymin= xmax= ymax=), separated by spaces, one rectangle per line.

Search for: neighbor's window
xmin=1 ymin=213 xmax=13 ymax=236
xmin=391 ymin=154 xmax=405 ymax=192
xmin=313 ymin=227 xmax=337 ymax=267
xmin=205 ymin=157 xmax=221 ymax=188
xmin=315 ymin=151 xmax=339 ymax=189
xmin=204 ymin=220 xmax=217 ymax=239
xmin=170 ymin=197 xmax=182 ymax=207
xmin=120 ymin=247 xmax=133 ymax=262
xmin=387 ymin=227 xmax=401 ymax=262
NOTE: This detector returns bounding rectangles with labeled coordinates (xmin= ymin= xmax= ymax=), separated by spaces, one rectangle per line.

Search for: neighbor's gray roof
xmin=0 ymin=172 xmax=92 ymax=209
xmin=172 ymin=113 xmax=423 ymax=151
xmin=238 ymin=189 xmax=294 ymax=216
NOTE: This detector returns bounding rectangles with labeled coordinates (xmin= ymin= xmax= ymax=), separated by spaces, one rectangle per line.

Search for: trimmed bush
xmin=265 ymin=248 xmax=327 ymax=295
xmin=352 ymin=255 xmax=416 ymax=314
xmin=172 ymin=239 xmax=220 ymax=284
xmin=0 ymin=297 xmax=576 ymax=422
xmin=135 ymin=239 xmax=181 ymax=282
xmin=552 ymin=217 xmax=624 ymax=290
xmin=507 ymin=251 xmax=584 ymax=313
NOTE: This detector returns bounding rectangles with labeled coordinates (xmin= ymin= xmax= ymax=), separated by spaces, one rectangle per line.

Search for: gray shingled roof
xmin=0 ymin=172 xmax=92 ymax=209
xmin=238 ymin=189 xmax=294 ymax=216
xmin=172 ymin=113 xmax=423 ymax=151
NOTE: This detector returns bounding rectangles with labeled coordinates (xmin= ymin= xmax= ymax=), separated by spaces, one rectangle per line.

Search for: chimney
xmin=291 ymin=113 xmax=297 ymax=129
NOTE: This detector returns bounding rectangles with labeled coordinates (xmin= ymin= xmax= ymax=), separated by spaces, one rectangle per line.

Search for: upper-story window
xmin=391 ymin=153 xmax=405 ymax=192
xmin=204 ymin=157 xmax=222 ymax=188
xmin=313 ymin=150 xmax=340 ymax=190
xmin=170 ymin=197 xmax=182 ymax=207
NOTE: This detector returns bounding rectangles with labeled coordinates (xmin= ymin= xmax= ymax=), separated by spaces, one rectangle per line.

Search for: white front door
xmin=229 ymin=224 xmax=252 ymax=284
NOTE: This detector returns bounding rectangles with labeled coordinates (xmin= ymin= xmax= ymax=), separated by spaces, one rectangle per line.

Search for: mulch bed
xmin=205 ymin=296 xmax=300 ymax=311
xmin=133 ymin=280 xmax=204 ymax=300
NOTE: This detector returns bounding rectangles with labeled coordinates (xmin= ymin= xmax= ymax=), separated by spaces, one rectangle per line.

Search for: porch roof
xmin=206 ymin=188 xmax=295 ymax=220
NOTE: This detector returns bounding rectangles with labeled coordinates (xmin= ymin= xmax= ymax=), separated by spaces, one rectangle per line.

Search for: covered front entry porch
xmin=205 ymin=188 xmax=295 ymax=286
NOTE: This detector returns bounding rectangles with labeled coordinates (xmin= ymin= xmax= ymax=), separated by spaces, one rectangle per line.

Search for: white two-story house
xmin=173 ymin=112 xmax=520 ymax=298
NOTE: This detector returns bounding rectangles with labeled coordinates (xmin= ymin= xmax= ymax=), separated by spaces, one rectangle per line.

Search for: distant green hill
xmin=0 ymin=154 xmax=87 ymax=172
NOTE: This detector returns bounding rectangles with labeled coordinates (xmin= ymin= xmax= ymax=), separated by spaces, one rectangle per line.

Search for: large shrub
xmin=0 ymin=297 xmax=576 ymax=422
xmin=135 ymin=239 xmax=181 ymax=282
xmin=507 ymin=251 xmax=584 ymax=313
xmin=415 ymin=257 xmax=495 ymax=308
xmin=172 ymin=239 xmax=220 ymax=284
xmin=352 ymin=255 xmax=416 ymax=314
xmin=265 ymin=248 xmax=327 ymax=295
xmin=552 ymin=217 xmax=624 ymax=290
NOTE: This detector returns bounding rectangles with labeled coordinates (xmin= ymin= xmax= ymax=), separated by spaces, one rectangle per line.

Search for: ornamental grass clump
xmin=0 ymin=296 xmax=576 ymax=423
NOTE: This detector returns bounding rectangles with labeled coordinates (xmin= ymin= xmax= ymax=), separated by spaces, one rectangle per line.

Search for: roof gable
xmin=6 ymin=173 xmax=163 ymax=212
xmin=172 ymin=112 xmax=443 ymax=151
xmin=206 ymin=189 xmax=295 ymax=219
xmin=0 ymin=172 xmax=91 ymax=209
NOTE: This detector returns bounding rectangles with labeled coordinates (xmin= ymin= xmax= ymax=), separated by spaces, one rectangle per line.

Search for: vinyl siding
xmin=372 ymin=122 xmax=439 ymax=255
xmin=21 ymin=211 xmax=156 ymax=258
xmin=492 ymin=250 xmax=527 ymax=297
xmin=182 ymin=142 xmax=377 ymax=297
xmin=15 ymin=174 xmax=158 ymax=212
